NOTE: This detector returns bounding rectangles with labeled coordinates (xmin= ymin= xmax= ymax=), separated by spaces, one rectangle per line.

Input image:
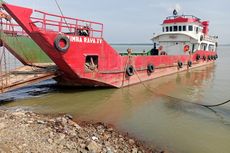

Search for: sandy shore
xmin=0 ymin=108 xmax=167 ymax=153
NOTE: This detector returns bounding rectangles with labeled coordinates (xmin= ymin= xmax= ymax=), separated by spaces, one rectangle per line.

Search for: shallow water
xmin=1 ymin=45 xmax=230 ymax=153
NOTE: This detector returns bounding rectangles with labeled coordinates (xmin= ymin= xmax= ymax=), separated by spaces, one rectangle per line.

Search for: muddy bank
xmin=0 ymin=108 xmax=167 ymax=153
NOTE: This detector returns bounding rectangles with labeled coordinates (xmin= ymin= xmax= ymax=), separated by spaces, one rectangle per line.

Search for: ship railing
xmin=30 ymin=10 xmax=104 ymax=38
xmin=166 ymin=15 xmax=201 ymax=21
xmin=0 ymin=21 xmax=28 ymax=36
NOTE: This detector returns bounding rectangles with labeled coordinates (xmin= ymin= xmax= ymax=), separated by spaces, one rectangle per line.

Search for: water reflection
xmin=4 ymin=63 xmax=225 ymax=123
xmin=2 ymin=50 xmax=230 ymax=153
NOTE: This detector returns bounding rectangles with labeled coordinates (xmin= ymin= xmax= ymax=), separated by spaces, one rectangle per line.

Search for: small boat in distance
xmin=2 ymin=4 xmax=218 ymax=88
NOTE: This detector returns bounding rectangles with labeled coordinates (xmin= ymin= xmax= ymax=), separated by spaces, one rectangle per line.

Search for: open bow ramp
xmin=0 ymin=65 xmax=57 ymax=93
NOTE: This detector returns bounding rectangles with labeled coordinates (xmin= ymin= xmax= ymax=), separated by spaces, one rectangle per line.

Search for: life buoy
xmin=184 ymin=45 xmax=190 ymax=52
xmin=178 ymin=61 xmax=183 ymax=68
xmin=126 ymin=65 xmax=134 ymax=76
xmin=147 ymin=64 xmax=155 ymax=73
xmin=187 ymin=61 xmax=192 ymax=67
xmin=54 ymin=34 xmax=70 ymax=52
xmin=196 ymin=54 xmax=200 ymax=61
xmin=203 ymin=55 xmax=206 ymax=61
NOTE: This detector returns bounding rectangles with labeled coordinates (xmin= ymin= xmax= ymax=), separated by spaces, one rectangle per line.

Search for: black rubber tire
xmin=213 ymin=55 xmax=216 ymax=60
xmin=196 ymin=54 xmax=200 ymax=61
xmin=126 ymin=65 xmax=134 ymax=76
xmin=54 ymin=34 xmax=70 ymax=52
xmin=178 ymin=61 xmax=183 ymax=68
xmin=188 ymin=61 xmax=192 ymax=67
xmin=208 ymin=55 xmax=211 ymax=60
xmin=211 ymin=55 xmax=214 ymax=60
xmin=147 ymin=64 xmax=155 ymax=73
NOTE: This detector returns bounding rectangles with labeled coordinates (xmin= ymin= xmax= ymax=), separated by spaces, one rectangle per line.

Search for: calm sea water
xmin=1 ymin=45 xmax=230 ymax=153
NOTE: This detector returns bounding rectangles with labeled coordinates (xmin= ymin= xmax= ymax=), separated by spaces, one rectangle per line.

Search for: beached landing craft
xmin=2 ymin=3 xmax=218 ymax=88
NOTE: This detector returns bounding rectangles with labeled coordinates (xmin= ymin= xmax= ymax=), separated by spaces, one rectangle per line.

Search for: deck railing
xmin=30 ymin=10 xmax=104 ymax=38
xmin=166 ymin=15 xmax=201 ymax=21
xmin=0 ymin=21 xmax=27 ymax=36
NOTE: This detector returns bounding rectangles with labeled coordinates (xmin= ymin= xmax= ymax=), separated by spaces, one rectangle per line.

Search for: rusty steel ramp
xmin=0 ymin=64 xmax=57 ymax=93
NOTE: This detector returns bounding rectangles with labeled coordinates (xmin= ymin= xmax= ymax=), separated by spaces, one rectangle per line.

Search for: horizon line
xmin=110 ymin=43 xmax=230 ymax=46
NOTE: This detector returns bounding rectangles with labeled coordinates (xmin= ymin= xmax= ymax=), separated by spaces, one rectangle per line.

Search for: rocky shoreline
xmin=0 ymin=108 xmax=167 ymax=153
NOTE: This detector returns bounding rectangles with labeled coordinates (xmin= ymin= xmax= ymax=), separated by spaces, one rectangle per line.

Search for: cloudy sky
xmin=5 ymin=0 xmax=230 ymax=44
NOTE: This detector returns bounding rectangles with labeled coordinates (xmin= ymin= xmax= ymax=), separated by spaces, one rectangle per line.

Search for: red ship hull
xmin=3 ymin=4 xmax=217 ymax=88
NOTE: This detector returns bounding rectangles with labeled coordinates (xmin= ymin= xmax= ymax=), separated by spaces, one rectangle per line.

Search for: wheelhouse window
xmin=189 ymin=25 xmax=193 ymax=31
xmin=166 ymin=27 xmax=169 ymax=32
xmin=183 ymin=25 xmax=186 ymax=31
xmin=201 ymin=43 xmax=207 ymax=50
xmin=179 ymin=26 xmax=182 ymax=31
xmin=208 ymin=44 xmax=215 ymax=51
xmin=170 ymin=26 xmax=173 ymax=32
xmin=173 ymin=26 xmax=178 ymax=31
xmin=162 ymin=27 xmax=164 ymax=32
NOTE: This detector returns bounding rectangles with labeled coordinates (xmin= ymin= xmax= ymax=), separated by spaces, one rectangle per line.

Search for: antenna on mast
xmin=173 ymin=9 xmax=178 ymax=16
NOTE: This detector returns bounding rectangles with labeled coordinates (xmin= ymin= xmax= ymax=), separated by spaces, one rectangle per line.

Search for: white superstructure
xmin=152 ymin=11 xmax=218 ymax=55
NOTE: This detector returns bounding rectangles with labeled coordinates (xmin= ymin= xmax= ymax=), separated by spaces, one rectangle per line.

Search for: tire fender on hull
xmin=196 ymin=54 xmax=200 ymax=61
xmin=187 ymin=60 xmax=192 ymax=67
xmin=203 ymin=55 xmax=206 ymax=61
xmin=126 ymin=65 xmax=134 ymax=76
xmin=54 ymin=34 xmax=70 ymax=52
xmin=178 ymin=61 xmax=183 ymax=69
xmin=147 ymin=64 xmax=155 ymax=73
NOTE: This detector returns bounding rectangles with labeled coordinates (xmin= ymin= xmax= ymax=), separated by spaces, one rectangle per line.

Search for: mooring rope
xmin=201 ymin=100 xmax=230 ymax=108
xmin=133 ymin=67 xmax=230 ymax=108
xmin=121 ymin=54 xmax=132 ymax=87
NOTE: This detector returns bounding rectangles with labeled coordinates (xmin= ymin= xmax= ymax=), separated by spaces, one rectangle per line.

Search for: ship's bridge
xmin=161 ymin=15 xmax=204 ymax=41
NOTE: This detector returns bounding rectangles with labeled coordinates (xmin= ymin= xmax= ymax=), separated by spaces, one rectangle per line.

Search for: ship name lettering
xmin=67 ymin=36 xmax=102 ymax=44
